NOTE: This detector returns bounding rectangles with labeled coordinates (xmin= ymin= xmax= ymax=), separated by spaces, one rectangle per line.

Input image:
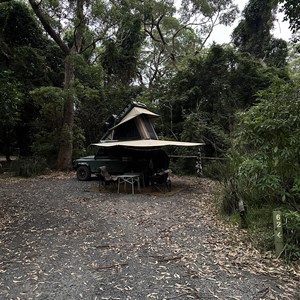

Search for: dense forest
xmin=0 ymin=0 xmax=300 ymax=259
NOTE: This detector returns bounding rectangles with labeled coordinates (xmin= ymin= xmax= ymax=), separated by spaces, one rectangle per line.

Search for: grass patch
xmin=245 ymin=206 xmax=275 ymax=252
xmin=220 ymin=201 xmax=300 ymax=262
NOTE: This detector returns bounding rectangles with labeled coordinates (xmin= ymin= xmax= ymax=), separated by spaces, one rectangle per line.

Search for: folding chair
xmin=98 ymin=166 xmax=118 ymax=190
xmin=150 ymin=169 xmax=172 ymax=192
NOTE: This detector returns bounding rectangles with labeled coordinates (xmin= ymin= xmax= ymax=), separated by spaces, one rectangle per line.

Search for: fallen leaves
xmin=0 ymin=174 xmax=299 ymax=300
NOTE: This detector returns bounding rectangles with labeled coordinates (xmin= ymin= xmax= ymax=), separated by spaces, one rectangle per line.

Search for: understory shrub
xmin=202 ymin=159 xmax=227 ymax=181
xmin=169 ymin=157 xmax=198 ymax=175
xmin=221 ymin=80 xmax=300 ymax=260
xmin=283 ymin=211 xmax=300 ymax=261
xmin=11 ymin=157 xmax=49 ymax=177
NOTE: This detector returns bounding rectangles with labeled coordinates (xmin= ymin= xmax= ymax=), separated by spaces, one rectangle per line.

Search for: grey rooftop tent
xmin=93 ymin=102 xmax=204 ymax=148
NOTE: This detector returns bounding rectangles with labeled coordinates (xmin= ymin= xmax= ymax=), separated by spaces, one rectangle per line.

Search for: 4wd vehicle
xmin=73 ymin=146 xmax=169 ymax=182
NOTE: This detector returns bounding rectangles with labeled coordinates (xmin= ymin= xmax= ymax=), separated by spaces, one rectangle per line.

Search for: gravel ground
xmin=0 ymin=173 xmax=299 ymax=300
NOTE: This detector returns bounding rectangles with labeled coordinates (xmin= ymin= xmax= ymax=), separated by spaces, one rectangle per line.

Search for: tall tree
xmin=279 ymin=0 xmax=300 ymax=36
xmin=0 ymin=0 xmax=62 ymax=157
xmin=102 ymin=13 xmax=144 ymax=86
xmin=136 ymin=0 xmax=238 ymax=88
xmin=179 ymin=0 xmax=238 ymax=48
xmin=160 ymin=44 xmax=288 ymax=156
xmin=232 ymin=0 xmax=287 ymax=67
xmin=28 ymin=0 xmax=87 ymax=170
xmin=232 ymin=0 xmax=278 ymax=58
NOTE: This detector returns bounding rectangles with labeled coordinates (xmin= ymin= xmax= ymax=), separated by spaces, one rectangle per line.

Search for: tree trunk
xmin=55 ymin=53 xmax=76 ymax=170
xmin=55 ymin=0 xmax=85 ymax=170
xmin=29 ymin=0 xmax=85 ymax=170
xmin=4 ymin=127 xmax=11 ymax=162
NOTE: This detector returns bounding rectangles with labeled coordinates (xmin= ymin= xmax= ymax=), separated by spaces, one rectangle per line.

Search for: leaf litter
xmin=0 ymin=173 xmax=299 ymax=299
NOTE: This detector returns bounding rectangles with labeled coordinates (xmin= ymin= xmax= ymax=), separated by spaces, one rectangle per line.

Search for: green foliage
xmin=283 ymin=211 xmax=300 ymax=261
xmin=287 ymin=44 xmax=300 ymax=79
xmin=75 ymin=84 xmax=105 ymax=145
xmin=221 ymin=79 xmax=300 ymax=260
xmin=169 ymin=158 xmax=195 ymax=175
xmin=30 ymin=86 xmax=86 ymax=163
xmin=247 ymin=207 xmax=275 ymax=252
xmin=12 ymin=46 xmax=51 ymax=88
xmin=42 ymin=42 xmax=64 ymax=87
xmin=232 ymin=0 xmax=277 ymax=58
xmin=0 ymin=70 xmax=23 ymax=159
xmin=30 ymin=87 xmax=64 ymax=163
xmin=265 ymin=38 xmax=288 ymax=67
xmin=0 ymin=0 xmax=65 ymax=158
xmin=279 ymin=0 xmax=300 ymax=35
xmin=169 ymin=152 xmax=199 ymax=175
xmin=232 ymin=80 xmax=300 ymax=206
xmin=232 ymin=0 xmax=288 ymax=67
xmin=0 ymin=70 xmax=22 ymax=127
xmin=0 ymin=0 xmax=44 ymax=48
xmin=180 ymin=0 xmax=238 ymax=28
xmin=181 ymin=111 xmax=205 ymax=142
xmin=102 ymin=14 xmax=144 ymax=85
xmin=11 ymin=156 xmax=49 ymax=177
xmin=75 ymin=56 xmax=104 ymax=89
xmin=203 ymin=159 xmax=227 ymax=181
xmin=161 ymin=44 xmax=284 ymax=157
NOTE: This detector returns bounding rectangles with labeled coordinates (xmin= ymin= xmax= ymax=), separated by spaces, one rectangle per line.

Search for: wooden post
xmin=238 ymin=199 xmax=248 ymax=229
xmin=273 ymin=211 xmax=284 ymax=257
xmin=196 ymin=148 xmax=203 ymax=176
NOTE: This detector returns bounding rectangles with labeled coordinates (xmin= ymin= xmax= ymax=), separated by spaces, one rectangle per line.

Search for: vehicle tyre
xmin=76 ymin=165 xmax=91 ymax=181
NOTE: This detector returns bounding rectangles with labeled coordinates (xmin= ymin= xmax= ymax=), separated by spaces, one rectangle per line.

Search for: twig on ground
xmin=93 ymin=263 xmax=128 ymax=271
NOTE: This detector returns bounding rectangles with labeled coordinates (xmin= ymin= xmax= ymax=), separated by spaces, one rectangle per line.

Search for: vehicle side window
xmin=95 ymin=148 xmax=107 ymax=157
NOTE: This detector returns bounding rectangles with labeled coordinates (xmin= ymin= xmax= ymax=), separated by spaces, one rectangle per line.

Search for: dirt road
xmin=0 ymin=174 xmax=299 ymax=299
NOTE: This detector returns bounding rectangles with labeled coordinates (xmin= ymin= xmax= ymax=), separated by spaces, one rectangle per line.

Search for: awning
xmin=92 ymin=139 xmax=204 ymax=148
xmin=111 ymin=107 xmax=159 ymax=130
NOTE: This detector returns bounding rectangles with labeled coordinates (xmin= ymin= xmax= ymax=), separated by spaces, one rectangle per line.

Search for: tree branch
xmin=73 ymin=0 xmax=85 ymax=53
xmin=28 ymin=0 xmax=70 ymax=55
xmin=156 ymin=15 xmax=166 ymax=45
xmin=199 ymin=12 xmax=221 ymax=51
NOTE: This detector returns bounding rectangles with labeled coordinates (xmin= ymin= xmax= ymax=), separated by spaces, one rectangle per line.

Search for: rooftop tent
xmin=101 ymin=102 xmax=159 ymax=141
xmin=99 ymin=101 xmax=204 ymax=147
xmin=111 ymin=106 xmax=159 ymax=129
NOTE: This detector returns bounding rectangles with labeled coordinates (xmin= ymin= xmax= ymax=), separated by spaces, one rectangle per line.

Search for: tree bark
xmin=55 ymin=0 xmax=85 ymax=170
xmin=55 ymin=52 xmax=76 ymax=170
xmin=4 ymin=127 xmax=11 ymax=162
xmin=29 ymin=0 xmax=85 ymax=170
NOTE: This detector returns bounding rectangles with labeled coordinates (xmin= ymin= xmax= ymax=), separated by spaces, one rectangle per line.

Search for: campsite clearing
xmin=0 ymin=173 xmax=299 ymax=299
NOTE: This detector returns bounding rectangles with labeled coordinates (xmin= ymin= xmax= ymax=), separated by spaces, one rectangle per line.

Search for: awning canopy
xmin=92 ymin=139 xmax=204 ymax=148
xmin=111 ymin=107 xmax=159 ymax=130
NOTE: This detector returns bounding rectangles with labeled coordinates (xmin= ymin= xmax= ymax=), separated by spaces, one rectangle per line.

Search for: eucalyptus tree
xmin=138 ymin=15 xmax=202 ymax=88
xmin=27 ymin=0 xmax=115 ymax=169
xmin=28 ymin=0 xmax=158 ymax=168
xmin=136 ymin=0 xmax=239 ymax=90
xmin=232 ymin=0 xmax=288 ymax=67
xmin=179 ymin=0 xmax=238 ymax=48
xmin=101 ymin=7 xmax=145 ymax=86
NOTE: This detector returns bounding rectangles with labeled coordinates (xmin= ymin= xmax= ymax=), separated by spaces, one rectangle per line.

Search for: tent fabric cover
xmin=92 ymin=139 xmax=204 ymax=148
xmin=110 ymin=107 xmax=159 ymax=130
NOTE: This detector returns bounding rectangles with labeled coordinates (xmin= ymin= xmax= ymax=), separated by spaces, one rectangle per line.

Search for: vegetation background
xmin=0 ymin=0 xmax=299 ymax=261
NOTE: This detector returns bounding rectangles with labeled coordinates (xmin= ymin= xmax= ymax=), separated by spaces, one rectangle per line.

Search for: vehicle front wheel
xmin=76 ymin=165 xmax=91 ymax=181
